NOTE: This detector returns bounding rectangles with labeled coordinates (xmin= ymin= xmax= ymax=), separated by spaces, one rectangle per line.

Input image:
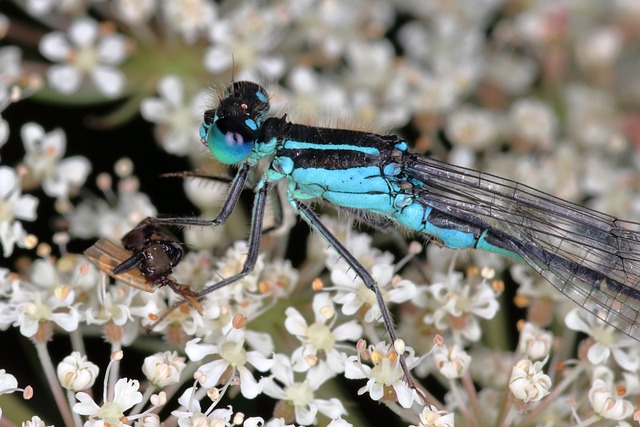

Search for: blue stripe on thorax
xmin=282 ymin=140 xmax=381 ymax=155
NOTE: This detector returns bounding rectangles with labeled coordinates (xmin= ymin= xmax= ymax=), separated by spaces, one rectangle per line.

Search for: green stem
xmin=34 ymin=341 xmax=76 ymax=427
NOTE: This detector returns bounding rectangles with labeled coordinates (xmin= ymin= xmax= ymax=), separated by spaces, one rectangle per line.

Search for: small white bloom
xmin=509 ymin=98 xmax=556 ymax=148
xmin=22 ymin=416 xmax=52 ymax=427
xmin=142 ymin=351 xmax=186 ymax=388
xmin=172 ymin=386 xmax=234 ymax=426
xmin=21 ymin=122 xmax=91 ymax=200
xmin=285 ymin=292 xmax=363 ymax=373
xmin=66 ymin=179 xmax=157 ymax=241
xmin=206 ymin=240 xmax=265 ymax=303
xmin=140 ymin=76 xmax=208 ymax=156
xmin=433 ymin=344 xmax=471 ymax=380
xmin=262 ymin=354 xmax=345 ymax=425
xmin=0 ymin=166 xmax=38 ymax=256
xmin=517 ymin=322 xmax=553 ymax=360
xmin=186 ymin=325 xmax=273 ymax=399
xmin=73 ymin=378 xmax=143 ymax=426
xmin=484 ymin=50 xmax=537 ymax=94
xmin=410 ymin=404 xmax=455 ymax=427
xmin=576 ymin=26 xmax=623 ymax=69
xmin=0 ymin=369 xmax=18 ymax=394
xmin=14 ymin=285 xmax=80 ymax=337
xmin=39 ymin=17 xmax=128 ymax=97
xmin=204 ymin=4 xmax=286 ymax=79
xmin=57 ymin=351 xmax=99 ymax=391
xmin=161 ymin=0 xmax=217 ymax=44
xmin=329 ymin=232 xmax=416 ymax=326
xmin=565 ymin=85 xmax=616 ymax=149
xmin=133 ymin=413 xmax=162 ymax=427
xmin=509 ymin=358 xmax=552 ymax=403
xmin=257 ymin=259 xmax=299 ymax=301
xmin=589 ymin=378 xmax=634 ymax=420
xmin=565 ymin=308 xmax=639 ymax=371
xmin=85 ymin=280 xmax=134 ymax=327
xmin=327 ymin=417 xmax=353 ymax=427
xmin=446 ymin=106 xmax=497 ymax=150
xmin=114 ymin=0 xmax=156 ymax=24
xmin=422 ymin=268 xmax=500 ymax=342
xmin=344 ymin=341 xmax=420 ymax=409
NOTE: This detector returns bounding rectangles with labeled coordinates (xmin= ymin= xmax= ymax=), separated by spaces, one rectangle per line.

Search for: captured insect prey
xmin=84 ymin=219 xmax=203 ymax=314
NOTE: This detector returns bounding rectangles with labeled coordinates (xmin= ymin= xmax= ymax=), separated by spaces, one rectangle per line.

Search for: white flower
xmin=114 ymin=0 xmax=156 ymax=24
xmin=161 ymin=0 xmax=218 ymax=44
xmin=39 ymin=17 xmax=128 ymax=97
xmin=285 ymin=292 xmax=363 ymax=373
xmin=327 ymin=418 xmax=353 ymax=427
xmin=171 ymin=249 xmax=217 ymax=292
xmin=142 ymin=351 xmax=186 ymax=388
xmin=565 ymin=85 xmax=616 ymax=149
xmin=12 ymin=261 xmax=81 ymax=337
xmin=206 ymin=240 xmax=265 ymax=303
xmin=22 ymin=415 xmax=52 ymax=427
xmin=0 ymin=166 xmax=38 ymax=256
xmin=204 ymin=4 xmax=286 ymax=79
xmin=329 ymin=232 xmax=417 ymax=325
xmin=589 ymin=378 xmax=634 ymax=420
xmin=85 ymin=279 xmax=134 ymax=327
xmin=344 ymin=341 xmax=420 ymax=409
xmin=66 ymin=181 xmax=157 ymax=241
xmin=257 ymin=259 xmax=299 ymax=301
xmin=21 ymin=122 xmax=91 ymax=200
xmin=172 ymin=386 xmax=234 ymax=427
xmin=262 ymin=354 xmax=345 ymax=425
xmin=57 ymin=351 xmax=99 ymax=391
xmin=432 ymin=344 xmax=471 ymax=379
xmin=410 ymin=404 xmax=455 ymax=427
xmin=508 ymin=98 xmax=556 ymax=148
xmin=140 ymin=76 xmax=208 ymax=156
xmin=244 ymin=417 xmax=297 ymax=427
xmin=576 ymin=26 xmax=623 ymax=69
xmin=133 ymin=413 xmax=162 ymax=427
xmin=74 ymin=378 xmax=143 ymax=426
xmin=186 ymin=326 xmax=273 ymax=399
xmin=517 ymin=322 xmax=553 ymax=360
xmin=509 ymin=358 xmax=552 ymax=403
xmin=445 ymin=106 xmax=497 ymax=149
xmin=0 ymin=369 xmax=18 ymax=394
xmin=484 ymin=50 xmax=538 ymax=94
xmin=565 ymin=308 xmax=640 ymax=371
xmin=421 ymin=268 xmax=500 ymax=342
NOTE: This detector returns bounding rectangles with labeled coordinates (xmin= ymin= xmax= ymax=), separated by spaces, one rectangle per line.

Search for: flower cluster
xmin=1 ymin=1 xmax=640 ymax=426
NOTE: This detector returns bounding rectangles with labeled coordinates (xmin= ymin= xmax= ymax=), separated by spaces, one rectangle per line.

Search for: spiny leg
xmin=294 ymin=201 xmax=429 ymax=402
xmin=157 ymin=167 xmax=284 ymax=234
xmin=150 ymin=162 xmax=251 ymax=228
xmin=146 ymin=181 xmax=269 ymax=328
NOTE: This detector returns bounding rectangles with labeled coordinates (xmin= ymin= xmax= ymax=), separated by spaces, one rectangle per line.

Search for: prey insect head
xmin=200 ymin=81 xmax=271 ymax=164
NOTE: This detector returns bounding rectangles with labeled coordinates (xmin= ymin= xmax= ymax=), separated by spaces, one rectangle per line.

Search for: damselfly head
xmin=199 ymin=81 xmax=272 ymax=164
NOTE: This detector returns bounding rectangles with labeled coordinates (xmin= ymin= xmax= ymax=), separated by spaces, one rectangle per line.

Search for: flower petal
xmin=92 ymin=66 xmax=125 ymax=98
xmin=69 ymin=18 xmax=98 ymax=47
xmin=284 ymin=307 xmax=308 ymax=336
xmin=237 ymin=365 xmax=262 ymax=398
xmin=39 ymin=32 xmax=71 ymax=62
xmin=48 ymin=65 xmax=81 ymax=94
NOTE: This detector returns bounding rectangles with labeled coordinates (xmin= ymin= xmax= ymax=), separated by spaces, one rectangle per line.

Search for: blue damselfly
xmin=88 ymin=80 xmax=640 ymax=393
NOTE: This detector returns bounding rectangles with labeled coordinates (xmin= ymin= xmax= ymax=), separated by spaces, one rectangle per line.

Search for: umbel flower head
xmin=1 ymin=1 xmax=640 ymax=426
